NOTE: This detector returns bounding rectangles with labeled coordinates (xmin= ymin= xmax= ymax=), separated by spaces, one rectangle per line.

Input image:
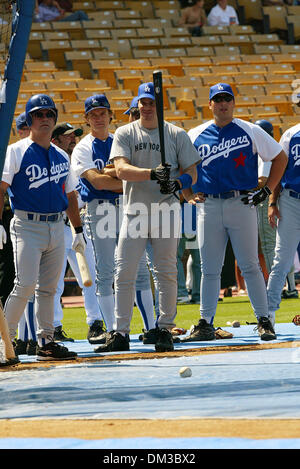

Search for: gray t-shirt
xmin=110 ymin=120 xmax=200 ymax=214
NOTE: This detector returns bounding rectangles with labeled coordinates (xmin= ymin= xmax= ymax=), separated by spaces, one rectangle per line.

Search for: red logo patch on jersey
xmin=62 ymin=182 xmax=65 ymax=193
xmin=233 ymin=152 xmax=246 ymax=168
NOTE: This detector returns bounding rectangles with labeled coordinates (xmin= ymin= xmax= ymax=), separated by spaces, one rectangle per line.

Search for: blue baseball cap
xmin=124 ymin=96 xmax=139 ymax=115
xmin=84 ymin=94 xmax=110 ymax=114
xmin=209 ymin=83 xmax=234 ymax=101
xmin=16 ymin=112 xmax=28 ymax=130
xmin=137 ymin=82 xmax=155 ymax=100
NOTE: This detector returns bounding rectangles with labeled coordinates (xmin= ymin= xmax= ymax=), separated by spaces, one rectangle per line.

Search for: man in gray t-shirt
xmin=96 ymin=82 xmax=200 ymax=353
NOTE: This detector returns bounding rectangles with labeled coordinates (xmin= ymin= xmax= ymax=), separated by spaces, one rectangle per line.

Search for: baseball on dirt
xmin=232 ymin=320 xmax=240 ymax=328
xmin=179 ymin=366 xmax=192 ymax=378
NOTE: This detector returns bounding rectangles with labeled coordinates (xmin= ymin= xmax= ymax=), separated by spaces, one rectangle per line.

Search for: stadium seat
xmin=52 ymin=21 xmax=86 ymax=40
xmin=286 ymin=15 xmax=300 ymax=45
xmin=90 ymin=59 xmax=122 ymax=85
xmin=25 ymin=72 xmax=54 ymax=83
xmin=78 ymin=79 xmax=111 ymax=91
xmin=202 ymin=26 xmax=230 ymax=36
xmin=150 ymin=57 xmax=183 ymax=76
xmin=64 ymin=50 xmax=94 ymax=79
xmin=46 ymin=81 xmax=79 ymax=101
xmin=85 ymin=29 xmax=112 ymax=40
xmin=236 ymin=0 xmax=263 ymax=23
xmin=41 ymin=40 xmax=72 ymax=68
xmin=130 ymin=38 xmax=161 ymax=50
xmin=28 ymin=32 xmax=44 ymax=59
xmin=262 ymin=6 xmax=288 ymax=34
xmin=136 ymin=27 xmax=164 ymax=38
xmin=53 ymin=70 xmax=83 ymax=82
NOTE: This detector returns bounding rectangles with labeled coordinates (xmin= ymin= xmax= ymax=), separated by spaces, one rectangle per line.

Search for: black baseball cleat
xmin=181 ymin=319 xmax=216 ymax=342
xmin=256 ymin=317 xmax=276 ymax=341
xmin=140 ymin=327 xmax=160 ymax=344
xmin=87 ymin=320 xmax=107 ymax=344
xmin=94 ymin=331 xmax=130 ymax=353
xmin=53 ymin=325 xmax=74 ymax=342
xmin=26 ymin=339 xmax=38 ymax=355
xmin=155 ymin=328 xmax=174 ymax=352
xmin=13 ymin=339 xmax=27 ymax=355
xmin=281 ymin=289 xmax=299 ymax=299
xmin=36 ymin=341 xmax=77 ymax=361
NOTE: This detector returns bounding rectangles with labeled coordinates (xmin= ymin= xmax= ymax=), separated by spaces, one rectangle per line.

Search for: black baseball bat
xmin=153 ymin=70 xmax=166 ymax=166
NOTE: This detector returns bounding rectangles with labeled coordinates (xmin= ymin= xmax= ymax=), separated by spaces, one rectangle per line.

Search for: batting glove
xmin=159 ymin=179 xmax=181 ymax=194
xmin=0 ymin=224 xmax=7 ymax=250
xmin=241 ymin=186 xmax=271 ymax=207
xmin=150 ymin=163 xmax=171 ymax=183
xmin=72 ymin=228 xmax=86 ymax=252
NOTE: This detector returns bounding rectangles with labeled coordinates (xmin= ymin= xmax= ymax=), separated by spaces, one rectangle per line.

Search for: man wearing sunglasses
xmin=181 ymin=83 xmax=288 ymax=342
xmin=0 ymin=94 xmax=85 ymax=361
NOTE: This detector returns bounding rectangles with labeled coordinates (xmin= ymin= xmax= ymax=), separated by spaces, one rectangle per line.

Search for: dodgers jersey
xmin=188 ymin=118 xmax=282 ymax=194
xmin=71 ymin=133 xmax=119 ymax=203
xmin=279 ymin=123 xmax=300 ymax=192
xmin=2 ymin=137 xmax=77 ymax=213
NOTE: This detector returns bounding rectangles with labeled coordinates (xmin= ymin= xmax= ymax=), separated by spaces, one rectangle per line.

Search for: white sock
xmin=97 ymin=294 xmax=115 ymax=332
xmin=135 ymin=289 xmax=156 ymax=331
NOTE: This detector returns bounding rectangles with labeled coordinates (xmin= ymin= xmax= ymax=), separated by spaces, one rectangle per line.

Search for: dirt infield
xmin=0 ymin=418 xmax=300 ymax=440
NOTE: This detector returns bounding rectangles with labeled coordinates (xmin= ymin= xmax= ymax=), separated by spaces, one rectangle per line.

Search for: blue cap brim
xmin=138 ymin=93 xmax=155 ymax=100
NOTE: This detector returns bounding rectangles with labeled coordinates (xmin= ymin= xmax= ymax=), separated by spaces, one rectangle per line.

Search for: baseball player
xmin=255 ymin=119 xmax=298 ymax=299
xmin=267 ymin=121 xmax=300 ymax=326
xmin=12 ymin=113 xmax=38 ymax=356
xmin=51 ymin=121 xmax=109 ymax=344
xmin=71 ymin=94 xmax=157 ymax=342
xmin=182 ymin=83 xmax=287 ymax=341
xmin=95 ymin=82 xmax=200 ymax=353
xmin=0 ymin=93 xmax=85 ymax=360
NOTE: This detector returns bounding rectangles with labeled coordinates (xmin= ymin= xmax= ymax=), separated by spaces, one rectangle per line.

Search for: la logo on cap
xmin=217 ymin=85 xmax=224 ymax=90
xmin=144 ymin=85 xmax=151 ymax=92
xmin=40 ymin=97 xmax=49 ymax=105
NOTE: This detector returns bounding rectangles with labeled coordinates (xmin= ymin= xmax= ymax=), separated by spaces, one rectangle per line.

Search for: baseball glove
xmin=292 ymin=315 xmax=300 ymax=325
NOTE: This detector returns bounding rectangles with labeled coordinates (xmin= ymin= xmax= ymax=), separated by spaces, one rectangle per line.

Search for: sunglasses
xmin=212 ymin=94 xmax=234 ymax=103
xmin=32 ymin=110 xmax=56 ymax=119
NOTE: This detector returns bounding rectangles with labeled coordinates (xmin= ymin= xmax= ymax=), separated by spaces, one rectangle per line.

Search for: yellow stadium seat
xmin=234 ymin=96 xmax=256 ymax=107
xmin=72 ymin=2 xmax=95 ymax=11
xmin=121 ymin=58 xmax=152 ymax=70
xmin=258 ymin=95 xmax=293 ymax=115
xmin=31 ymin=22 xmax=53 ymax=33
xmin=210 ymin=65 xmax=240 ymax=76
xmin=214 ymin=46 xmax=241 ymax=56
xmin=19 ymin=81 xmax=47 ymax=93
xmin=130 ymin=38 xmax=161 ymax=50
xmin=114 ymin=9 xmax=142 ymax=19
xmin=124 ymin=1 xmax=154 ymax=18
xmin=229 ymin=24 xmax=255 ymax=35
xmin=115 ymin=69 xmax=143 ymax=91
xmin=41 ymin=40 xmax=72 ymax=68
xmin=112 ymin=29 xmax=138 ymax=39
xmin=286 ymin=15 xmax=300 ymax=44
xmin=150 ymin=57 xmax=183 ymax=76
xmin=159 ymin=48 xmax=187 ymax=58
xmin=85 ymin=29 xmax=112 ymax=40
xmin=132 ymin=48 xmax=160 ymax=59
xmin=241 ymin=54 xmax=273 ymax=65
xmin=44 ymin=31 xmax=70 ymax=41
xmin=181 ymin=56 xmax=212 ymax=67
xmin=24 ymin=71 xmax=54 ymax=83
xmin=160 ymin=37 xmax=192 ymax=49
xmin=136 ymin=27 xmax=164 ymax=38
xmin=238 ymin=64 xmax=267 ymax=74
xmin=266 ymin=73 xmax=297 ymax=84
xmin=24 ymin=61 xmax=58 ymax=73
xmin=64 ymin=50 xmax=94 ymax=79
xmin=251 ymin=106 xmax=280 ymax=120
xmin=79 ymin=79 xmax=111 ymax=91
xmin=58 ymin=112 xmax=85 ymax=124
xmin=143 ymin=18 xmax=173 ymax=28
xmin=236 ymin=0 xmax=263 ymax=22
xmin=276 ymin=53 xmax=300 ymax=72
xmin=163 ymin=27 xmax=192 ymax=37
xmin=94 ymin=1 xmax=124 ymax=10
xmin=46 ymin=81 xmax=79 ymax=101
xmin=221 ymin=35 xmax=253 ymax=55
xmin=264 ymin=83 xmax=293 ymax=95
xmin=183 ymin=66 xmax=212 ymax=78
xmin=262 ymin=6 xmax=288 ymax=34
xmin=190 ymin=36 xmax=222 ymax=48
xmin=90 ymin=59 xmax=122 ymax=86
xmin=202 ymin=26 xmax=230 ymax=36
xmin=250 ymin=33 xmax=282 ymax=46
xmin=233 ymin=107 xmax=251 ymax=120
xmin=253 ymin=44 xmax=281 ymax=55
xmin=211 ymin=55 xmax=243 ymax=66
xmin=100 ymin=39 xmax=133 ymax=58
xmin=28 ymin=32 xmax=44 ymax=59
xmin=82 ymin=19 xmax=114 ymax=30
xmin=52 ymin=21 xmax=85 ymax=39
xmin=186 ymin=46 xmax=214 ymax=57
xmin=236 ymin=84 xmax=266 ymax=96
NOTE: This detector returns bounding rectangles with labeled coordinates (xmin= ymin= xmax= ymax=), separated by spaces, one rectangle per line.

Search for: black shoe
xmin=256 ymin=317 xmax=276 ymax=341
xmin=26 ymin=339 xmax=38 ymax=355
xmin=155 ymin=328 xmax=174 ymax=352
xmin=281 ymin=289 xmax=299 ymax=299
xmin=13 ymin=339 xmax=27 ymax=355
xmin=87 ymin=320 xmax=106 ymax=344
xmin=181 ymin=319 xmax=216 ymax=342
xmin=53 ymin=326 xmax=74 ymax=342
xmin=37 ymin=341 xmax=77 ymax=361
xmin=94 ymin=331 xmax=130 ymax=353
xmin=141 ymin=327 xmax=160 ymax=344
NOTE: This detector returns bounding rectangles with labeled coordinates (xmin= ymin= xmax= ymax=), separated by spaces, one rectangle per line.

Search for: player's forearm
xmin=65 ymin=191 xmax=82 ymax=229
xmin=82 ymin=169 xmax=123 ymax=191
xmin=266 ymin=150 xmax=288 ymax=192
xmin=115 ymin=163 xmax=151 ymax=182
xmin=268 ymin=184 xmax=281 ymax=205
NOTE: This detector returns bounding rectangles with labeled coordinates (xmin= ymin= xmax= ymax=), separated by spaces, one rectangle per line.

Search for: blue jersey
xmin=279 ymin=123 xmax=300 ymax=192
xmin=71 ymin=133 xmax=119 ymax=203
xmin=2 ymin=138 xmax=76 ymax=213
xmin=188 ymin=118 xmax=282 ymax=194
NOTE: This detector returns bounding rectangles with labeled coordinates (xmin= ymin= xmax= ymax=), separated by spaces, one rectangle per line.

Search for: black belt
xmin=204 ymin=190 xmax=249 ymax=200
xmin=98 ymin=198 xmax=119 ymax=206
xmin=289 ymin=190 xmax=300 ymax=200
xmin=27 ymin=213 xmax=61 ymax=222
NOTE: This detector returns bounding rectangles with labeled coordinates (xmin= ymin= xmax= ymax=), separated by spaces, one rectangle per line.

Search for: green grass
xmin=62 ymin=295 xmax=300 ymax=340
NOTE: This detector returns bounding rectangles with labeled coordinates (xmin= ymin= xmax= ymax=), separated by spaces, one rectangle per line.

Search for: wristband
xmin=264 ymin=185 xmax=272 ymax=195
xmin=178 ymin=173 xmax=193 ymax=190
xmin=74 ymin=226 xmax=83 ymax=234
xmin=269 ymin=203 xmax=277 ymax=207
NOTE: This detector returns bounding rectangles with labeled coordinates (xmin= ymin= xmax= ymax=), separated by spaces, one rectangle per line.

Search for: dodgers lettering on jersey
xmin=188 ymin=120 xmax=259 ymax=194
xmin=72 ymin=134 xmax=119 ymax=203
xmin=3 ymin=138 xmax=72 ymax=213
xmin=279 ymin=124 xmax=300 ymax=192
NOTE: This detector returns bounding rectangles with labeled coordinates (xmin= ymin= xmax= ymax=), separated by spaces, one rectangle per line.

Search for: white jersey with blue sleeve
xmin=279 ymin=123 xmax=300 ymax=192
xmin=2 ymin=137 xmax=77 ymax=213
xmin=71 ymin=132 xmax=118 ymax=203
xmin=188 ymin=118 xmax=282 ymax=194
